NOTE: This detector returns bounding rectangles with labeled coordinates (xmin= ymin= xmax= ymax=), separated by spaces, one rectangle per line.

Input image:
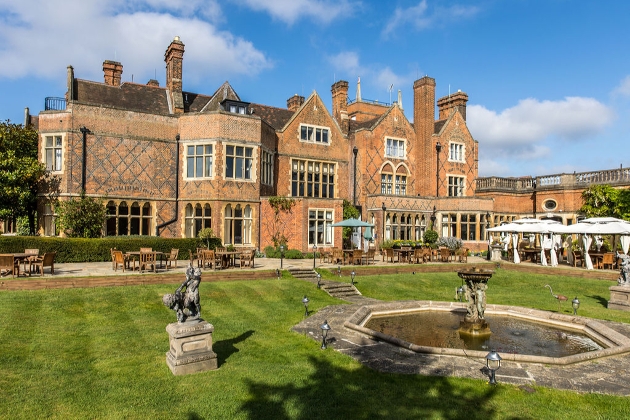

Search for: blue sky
xmin=1 ymin=0 xmax=629 ymax=177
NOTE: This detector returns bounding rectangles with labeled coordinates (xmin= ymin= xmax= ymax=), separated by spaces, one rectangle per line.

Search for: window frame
xmin=43 ymin=134 xmax=64 ymax=173
xmin=223 ymin=203 xmax=253 ymax=246
xmin=299 ymin=123 xmax=331 ymax=145
xmin=447 ymin=175 xmax=465 ymax=197
xmin=261 ymin=149 xmax=274 ymax=186
xmin=385 ymin=137 xmax=406 ymax=159
xmin=185 ymin=142 xmax=214 ymax=179
xmin=308 ymin=209 xmax=334 ymax=247
xmin=448 ymin=142 xmax=465 ymax=163
xmin=291 ymin=159 xmax=335 ymax=198
xmin=184 ymin=203 xmax=212 ymax=238
xmin=225 ymin=144 xmax=255 ymax=181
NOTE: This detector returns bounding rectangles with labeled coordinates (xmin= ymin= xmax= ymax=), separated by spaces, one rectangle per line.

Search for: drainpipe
xmin=352 ymin=146 xmax=358 ymax=205
xmin=156 ymin=134 xmax=180 ymax=236
xmin=79 ymin=126 xmax=91 ymax=194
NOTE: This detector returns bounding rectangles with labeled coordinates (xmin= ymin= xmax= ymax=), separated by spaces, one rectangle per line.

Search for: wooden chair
xmin=139 ymin=251 xmax=156 ymax=273
xmin=0 ymin=254 xmax=19 ymax=278
xmin=422 ymin=248 xmax=432 ymax=263
xmin=166 ymin=249 xmax=179 ymax=268
xmin=111 ymin=249 xmax=133 ymax=272
xmin=385 ymin=248 xmax=397 ymax=263
xmin=602 ymin=252 xmax=615 ymax=270
xmin=189 ymin=249 xmax=202 ymax=268
xmin=140 ymin=247 xmax=153 ymax=253
xmin=240 ymin=249 xmax=256 ymax=268
xmin=572 ymin=250 xmax=584 ymax=268
xmin=457 ymin=248 xmax=468 ymax=263
xmin=362 ymin=248 xmax=376 ymax=265
xmin=331 ymin=249 xmax=344 ymax=265
xmin=24 ymin=248 xmax=40 ymax=273
xmin=440 ymin=248 xmax=451 ymax=263
xmin=352 ymin=249 xmax=363 ymax=265
xmin=29 ymin=252 xmax=56 ymax=276
xmin=412 ymin=248 xmax=424 ymax=264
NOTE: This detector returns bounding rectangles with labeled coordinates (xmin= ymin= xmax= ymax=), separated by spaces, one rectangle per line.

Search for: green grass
xmin=1 ymin=270 xmax=629 ymax=419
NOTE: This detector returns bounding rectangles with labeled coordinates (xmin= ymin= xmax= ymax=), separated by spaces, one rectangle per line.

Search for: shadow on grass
xmin=588 ymin=294 xmax=608 ymax=308
xmin=214 ymin=330 xmax=255 ymax=367
xmin=240 ymin=355 xmax=499 ymax=419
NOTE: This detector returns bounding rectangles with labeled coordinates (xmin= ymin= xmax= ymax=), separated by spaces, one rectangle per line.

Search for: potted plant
xmin=197 ymin=228 xmax=215 ymax=249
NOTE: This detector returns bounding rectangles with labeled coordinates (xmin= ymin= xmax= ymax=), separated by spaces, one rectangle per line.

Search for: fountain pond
xmin=345 ymin=301 xmax=630 ymax=364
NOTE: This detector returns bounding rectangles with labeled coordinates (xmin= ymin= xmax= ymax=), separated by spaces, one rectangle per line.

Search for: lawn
xmin=1 ymin=269 xmax=629 ymax=419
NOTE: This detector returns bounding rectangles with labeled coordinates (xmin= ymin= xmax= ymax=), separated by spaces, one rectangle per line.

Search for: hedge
xmin=0 ymin=236 xmax=222 ymax=263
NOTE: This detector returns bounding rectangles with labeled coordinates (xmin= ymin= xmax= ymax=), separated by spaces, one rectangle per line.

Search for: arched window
xmin=185 ymin=203 xmax=212 ymax=238
xmin=224 ymin=204 xmax=253 ymax=245
xmin=395 ymin=166 xmax=408 ymax=196
xmin=104 ymin=201 xmax=153 ymax=236
xmin=381 ymin=163 xmax=394 ymax=195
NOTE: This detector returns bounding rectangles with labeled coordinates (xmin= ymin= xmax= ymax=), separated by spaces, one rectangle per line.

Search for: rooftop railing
xmin=45 ymin=97 xmax=66 ymax=111
xmin=476 ymin=167 xmax=630 ymax=192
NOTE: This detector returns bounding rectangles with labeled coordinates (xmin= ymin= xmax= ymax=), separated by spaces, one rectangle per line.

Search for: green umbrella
xmin=330 ymin=218 xmax=373 ymax=228
xmin=363 ymin=226 xmax=373 ymax=240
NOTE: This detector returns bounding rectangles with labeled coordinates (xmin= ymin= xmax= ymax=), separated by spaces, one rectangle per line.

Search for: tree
xmin=342 ymin=199 xmax=360 ymax=244
xmin=579 ymin=184 xmax=620 ymax=218
xmin=0 ymin=121 xmax=48 ymax=234
xmin=55 ymin=193 xmax=107 ymax=238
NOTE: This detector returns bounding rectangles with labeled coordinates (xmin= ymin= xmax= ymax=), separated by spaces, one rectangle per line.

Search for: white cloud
xmin=327 ymin=51 xmax=363 ymax=76
xmin=612 ymin=75 xmax=630 ymax=97
xmin=237 ymin=0 xmax=356 ymax=25
xmin=382 ymin=0 xmax=479 ymax=38
xmin=468 ymin=97 xmax=614 ymax=146
xmin=0 ymin=0 xmax=271 ymax=85
xmin=470 ymin=96 xmax=615 ymax=176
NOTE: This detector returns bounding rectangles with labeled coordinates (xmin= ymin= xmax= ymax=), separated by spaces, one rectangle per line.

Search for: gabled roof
xmin=75 ymin=79 xmax=171 ymax=114
xmin=250 ymin=103 xmax=294 ymax=130
xmin=199 ymin=81 xmax=241 ymax=113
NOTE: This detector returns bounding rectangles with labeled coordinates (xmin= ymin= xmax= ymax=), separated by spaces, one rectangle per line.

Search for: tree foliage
xmin=55 ymin=194 xmax=107 ymax=238
xmin=579 ymin=184 xmax=627 ymax=219
xmin=0 ymin=121 xmax=48 ymax=233
xmin=342 ymin=199 xmax=360 ymax=240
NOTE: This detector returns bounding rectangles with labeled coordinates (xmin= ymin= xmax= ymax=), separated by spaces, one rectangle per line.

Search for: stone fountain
xmin=457 ymin=267 xmax=494 ymax=336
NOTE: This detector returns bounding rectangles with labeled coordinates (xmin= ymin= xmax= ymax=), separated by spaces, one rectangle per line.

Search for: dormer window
xmin=222 ymin=99 xmax=249 ymax=115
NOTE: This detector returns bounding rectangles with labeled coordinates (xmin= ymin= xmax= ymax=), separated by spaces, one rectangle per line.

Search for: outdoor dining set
xmin=110 ymin=248 xmax=179 ymax=273
xmin=318 ymin=246 xmax=469 ymax=265
xmin=0 ymin=249 xmax=56 ymax=277
xmin=189 ymin=247 xmax=256 ymax=270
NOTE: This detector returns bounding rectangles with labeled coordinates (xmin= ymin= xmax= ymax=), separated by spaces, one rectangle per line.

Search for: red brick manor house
xmin=27 ymin=37 xmax=630 ymax=252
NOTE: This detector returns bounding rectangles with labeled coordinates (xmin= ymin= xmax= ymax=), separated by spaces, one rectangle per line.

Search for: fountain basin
xmin=344 ymin=300 xmax=630 ymax=365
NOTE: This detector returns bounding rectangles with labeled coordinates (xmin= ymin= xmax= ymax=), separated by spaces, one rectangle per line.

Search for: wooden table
xmin=1 ymin=253 xmax=32 ymax=277
xmin=215 ymin=251 xmax=241 ymax=269
xmin=125 ymin=251 xmax=165 ymax=271
xmin=394 ymin=249 xmax=413 ymax=263
xmin=522 ymin=248 xmax=541 ymax=263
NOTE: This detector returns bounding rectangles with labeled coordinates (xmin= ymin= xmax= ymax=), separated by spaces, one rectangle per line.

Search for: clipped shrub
xmin=284 ymin=249 xmax=304 ymax=259
xmin=436 ymin=236 xmax=463 ymax=251
xmin=423 ymin=229 xmax=438 ymax=245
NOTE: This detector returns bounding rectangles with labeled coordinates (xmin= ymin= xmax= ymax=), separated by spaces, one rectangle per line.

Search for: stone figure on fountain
xmin=617 ymin=252 xmax=630 ymax=287
xmin=163 ymin=264 xmax=202 ymax=323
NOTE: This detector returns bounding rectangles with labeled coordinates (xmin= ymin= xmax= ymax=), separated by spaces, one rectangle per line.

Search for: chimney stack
xmin=331 ymin=80 xmax=349 ymax=133
xmin=437 ymin=90 xmax=468 ymax=121
xmin=413 ymin=76 xmax=436 ymax=196
xmin=287 ymin=94 xmax=305 ymax=112
xmin=165 ymin=36 xmax=185 ymax=114
xmin=103 ymin=60 xmax=123 ymax=87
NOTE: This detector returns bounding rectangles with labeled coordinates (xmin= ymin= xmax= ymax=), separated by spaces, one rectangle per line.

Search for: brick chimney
xmin=413 ymin=76 xmax=436 ymax=196
xmin=165 ymin=36 xmax=185 ymax=114
xmin=287 ymin=94 xmax=305 ymax=112
xmin=331 ymin=80 xmax=349 ymax=133
xmin=437 ymin=90 xmax=468 ymax=121
xmin=103 ymin=60 xmax=123 ymax=87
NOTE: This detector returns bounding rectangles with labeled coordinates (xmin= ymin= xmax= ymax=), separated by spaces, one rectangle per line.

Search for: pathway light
xmin=572 ymin=297 xmax=580 ymax=315
xmin=485 ymin=349 xmax=502 ymax=385
xmin=302 ymin=295 xmax=309 ymax=317
xmin=320 ymin=320 xmax=331 ymax=349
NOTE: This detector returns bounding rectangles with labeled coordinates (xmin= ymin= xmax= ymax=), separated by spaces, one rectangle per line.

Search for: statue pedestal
xmin=459 ymin=319 xmax=492 ymax=336
xmin=166 ymin=319 xmax=218 ymax=375
xmin=490 ymin=245 xmax=503 ymax=262
xmin=608 ymin=286 xmax=630 ymax=311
